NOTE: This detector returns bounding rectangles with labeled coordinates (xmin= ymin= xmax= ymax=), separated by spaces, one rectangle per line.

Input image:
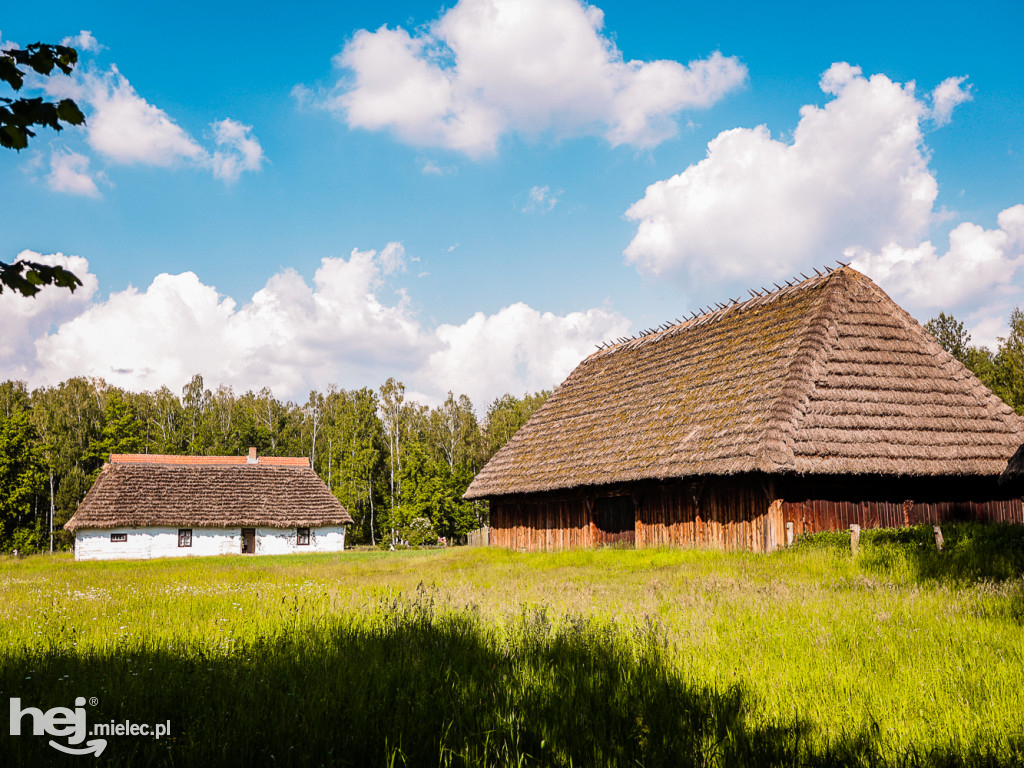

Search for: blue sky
xmin=1 ymin=0 xmax=1022 ymax=408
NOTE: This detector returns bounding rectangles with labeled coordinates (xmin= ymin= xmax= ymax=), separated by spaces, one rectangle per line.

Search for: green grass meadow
xmin=1 ymin=524 xmax=1023 ymax=767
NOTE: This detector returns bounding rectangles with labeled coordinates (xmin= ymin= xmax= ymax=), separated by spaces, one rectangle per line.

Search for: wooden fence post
xmin=933 ymin=525 xmax=944 ymax=552
xmin=850 ymin=524 xmax=861 ymax=556
xmin=786 ymin=521 xmax=794 ymax=546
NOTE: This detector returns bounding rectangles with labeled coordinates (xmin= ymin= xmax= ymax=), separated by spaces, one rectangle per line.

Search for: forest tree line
xmin=5 ymin=305 xmax=1023 ymax=556
xmin=0 ymin=374 xmax=548 ymax=552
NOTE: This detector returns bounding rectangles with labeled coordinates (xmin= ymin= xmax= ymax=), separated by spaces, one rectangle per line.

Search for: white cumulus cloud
xmin=930 ymin=75 xmax=972 ymax=126
xmin=312 ymin=0 xmax=745 ymax=156
xmin=850 ymin=204 xmax=1024 ymax=314
xmin=60 ymin=30 xmax=104 ymax=54
xmin=624 ymin=63 xmax=948 ymax=284
xmin=0 ymin=251 xmax=99 ymax=380
xmin=47 ymin=149 xmax=101 ymax=197
xmin=36 ymin=35 xmax=264 ymax=189
xmin=424 ymin=302 xmax=630 ymax=403
xmin=967 ymin=315 xmax=1009 ymax=352
xmin=210 ymin=118 xmax=265 ymax=182
xmin=31 ymin=247 xmax=426 ymax=397
xmin=5 ymin=246 xmax=627 ymax=409
xmin=72 ymin=66 xmax=207 ymax=167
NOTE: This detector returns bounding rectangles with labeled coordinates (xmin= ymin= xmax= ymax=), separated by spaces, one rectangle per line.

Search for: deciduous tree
xmin=924 ymin=312 xmax=971 ymax=364
xmin=0 ymin=411 xmax=46 ymax=550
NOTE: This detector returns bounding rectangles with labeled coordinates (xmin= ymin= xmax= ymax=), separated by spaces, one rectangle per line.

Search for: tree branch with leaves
xmin=1 ymin=41 xmax=85 ymax=297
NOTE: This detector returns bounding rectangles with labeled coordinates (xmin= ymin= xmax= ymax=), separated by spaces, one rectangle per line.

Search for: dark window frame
xmin=178 ymin=528 xmax=192 ymax=548
xmin=110 ymin=533 xmax=127 ymax=543
xmin=296 ymin=527 xmax=310 ymax=546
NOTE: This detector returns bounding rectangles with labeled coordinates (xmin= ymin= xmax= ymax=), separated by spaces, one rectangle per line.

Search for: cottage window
xmin=178 ymin=529 xmax=192 ymax=548
xmin=110 ymin=533 xmax=127 ymax=543
xmin=297 ymin=527 xmax=310 ymax=546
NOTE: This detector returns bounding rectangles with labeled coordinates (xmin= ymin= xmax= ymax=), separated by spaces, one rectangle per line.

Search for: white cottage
xmin=65 ymin=449 xmax=353 ymax=561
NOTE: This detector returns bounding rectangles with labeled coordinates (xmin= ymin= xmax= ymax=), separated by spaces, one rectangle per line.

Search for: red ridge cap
xmin=109 ymin=454 xmax=310 ymax=467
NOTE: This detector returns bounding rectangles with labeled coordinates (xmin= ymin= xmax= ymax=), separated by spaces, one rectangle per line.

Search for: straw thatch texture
xmin=65 ymin=458 xmax=351 ymax=531
xmin=466 ymin=267 xmax=1024 ymax=499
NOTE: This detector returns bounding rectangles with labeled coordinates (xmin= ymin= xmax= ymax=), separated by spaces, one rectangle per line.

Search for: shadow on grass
xmin=794 ymin=523 xmax=1024 ymax=584
xmin=0 ymin=600 xmax=1019 ymax=767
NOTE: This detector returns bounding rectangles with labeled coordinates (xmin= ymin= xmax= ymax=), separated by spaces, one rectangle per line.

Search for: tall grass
xmin=793 ymin=523 xmax=1024 ymax=583
xmin=0 ymin=528 xmax=1022 ymax=766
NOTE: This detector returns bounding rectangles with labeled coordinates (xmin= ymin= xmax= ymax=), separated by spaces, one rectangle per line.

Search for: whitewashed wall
xmin=74 ymin=525 xmax=346 ymax=561
xmin=253 ymin=526 xmax=347 ymax=555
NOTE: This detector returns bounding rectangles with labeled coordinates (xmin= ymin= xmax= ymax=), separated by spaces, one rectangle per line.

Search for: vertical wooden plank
xmin=767 ymin=497 xmax=783 ymax=553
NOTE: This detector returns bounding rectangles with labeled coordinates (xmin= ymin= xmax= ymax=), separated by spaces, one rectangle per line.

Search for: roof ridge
xmin=587 ymin=263 xmax=853 ymax=361
xmin=755 ymin=268 xmax=851 ymax=470
xmin=109 ymin=453 xmax=310 ymax=467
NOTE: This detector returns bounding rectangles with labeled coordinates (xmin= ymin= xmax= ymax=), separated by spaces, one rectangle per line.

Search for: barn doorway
xmin=594 ymin=495 xmax=635 ymax=547
xmin=241 ymin=528 xmax=255 ymax=554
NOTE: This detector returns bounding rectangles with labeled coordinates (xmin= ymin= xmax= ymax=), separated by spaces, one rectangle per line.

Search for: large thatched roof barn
xmin=66 ymin=449 xmax=352 ymax=560
xmin=465 ymin=267 xmax=1024 ymax=552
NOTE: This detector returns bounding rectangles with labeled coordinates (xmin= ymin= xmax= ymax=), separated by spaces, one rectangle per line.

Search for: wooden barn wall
xmin=489 ymin=478 xmax=781 ymax=553
xmin=487 ymin=474 xmax=1024 ymax=553
xmin=634 ymin=480 xmax=779 ymax=552
xmin=775 ymin=475 xmax=1024 ymax=537
xmin=489 ymin=496 xmax=593 ymax=550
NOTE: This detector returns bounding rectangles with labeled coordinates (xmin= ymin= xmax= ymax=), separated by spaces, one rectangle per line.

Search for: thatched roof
xmin=466 ymin=267 xmax=1024 ymax=499
xmin=65 ymin=453 xmax=352 ymax=531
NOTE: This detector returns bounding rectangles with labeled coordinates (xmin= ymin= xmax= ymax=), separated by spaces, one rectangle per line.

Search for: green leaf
xmin=0 ymin=124 xmax=28 ymax=150
xmin=0 ymin=56 xmax=25 ymax=90
xmin=55 ymin=99 xmax=86 ymax=126
xmin=53 ymin=44 xmax=79 ymax=74
xmin=26 ymin=49 xmax=55 ymax=76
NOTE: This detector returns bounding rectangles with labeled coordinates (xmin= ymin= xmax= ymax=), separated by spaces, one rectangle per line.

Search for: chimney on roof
xmin=247 ymin=447 xmax=258 ymax=464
